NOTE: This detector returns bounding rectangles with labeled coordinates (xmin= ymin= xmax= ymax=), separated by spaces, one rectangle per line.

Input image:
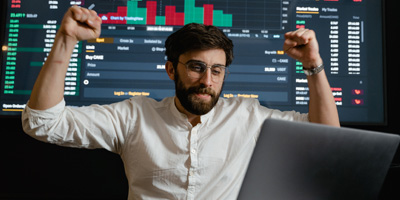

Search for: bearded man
xmin=22 ymin=6 xmax=339 ymax=199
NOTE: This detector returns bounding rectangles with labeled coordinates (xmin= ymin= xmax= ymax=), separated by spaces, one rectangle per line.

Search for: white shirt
xmin=22 ymin=96 xmax=308 ymax=199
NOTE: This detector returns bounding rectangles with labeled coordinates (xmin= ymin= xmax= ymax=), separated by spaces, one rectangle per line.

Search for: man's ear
xmin=165 ymin=61 xmax=175 ymax=81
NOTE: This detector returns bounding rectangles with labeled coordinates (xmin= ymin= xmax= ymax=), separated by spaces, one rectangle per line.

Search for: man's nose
xmin=199 ymin=68 xmax=212 ymax=87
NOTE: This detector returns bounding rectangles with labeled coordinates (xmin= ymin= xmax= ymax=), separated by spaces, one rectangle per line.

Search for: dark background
xmin=1 ymin=0 xmax=399 ymax=199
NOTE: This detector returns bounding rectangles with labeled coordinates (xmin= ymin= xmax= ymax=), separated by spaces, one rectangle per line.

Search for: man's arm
xmin=22 ymin=7 xmax=128 ymax=152
xmin=28 ymin=6 xmax=101 ymax=110
xmin=284 ymin=29 xmax=340 ymax=127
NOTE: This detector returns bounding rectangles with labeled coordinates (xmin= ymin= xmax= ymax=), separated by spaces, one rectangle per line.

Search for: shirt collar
xmin=169 ymin=96 xmax=215 ymax=127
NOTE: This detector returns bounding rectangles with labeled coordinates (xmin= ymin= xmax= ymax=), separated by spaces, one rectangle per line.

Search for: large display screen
xmin=0 ymin=0 xmax=385 ymax=124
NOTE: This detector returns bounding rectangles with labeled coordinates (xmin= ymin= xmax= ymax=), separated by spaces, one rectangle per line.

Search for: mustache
xmin=187 ymin=85 xmax=217 ymax=97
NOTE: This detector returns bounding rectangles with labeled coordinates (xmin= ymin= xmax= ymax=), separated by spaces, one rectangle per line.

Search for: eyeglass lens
xmin=184 ymin=61 xmax=227 ymax=82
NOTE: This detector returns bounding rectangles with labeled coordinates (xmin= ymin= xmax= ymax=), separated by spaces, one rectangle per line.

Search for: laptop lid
xmin=237 ymin=118 xmax=399 ymax=200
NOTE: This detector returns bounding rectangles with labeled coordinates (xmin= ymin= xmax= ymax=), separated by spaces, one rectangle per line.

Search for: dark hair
xmin=165 ymin=23 xmax=234 ymax=69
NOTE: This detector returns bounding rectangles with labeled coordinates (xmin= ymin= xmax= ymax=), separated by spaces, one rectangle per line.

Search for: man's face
xmin=173 ymin=49 xmax=226 ymax=115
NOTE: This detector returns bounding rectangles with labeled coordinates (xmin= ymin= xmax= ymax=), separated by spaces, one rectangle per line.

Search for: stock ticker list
xmin=1 ymin=0 xmax=370 ymax=119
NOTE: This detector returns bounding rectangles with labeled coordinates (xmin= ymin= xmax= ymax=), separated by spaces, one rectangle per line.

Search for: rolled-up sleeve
xmin=249 ymin=98 xmax=309 ymax=123
xmin=270 ymin=109 xmax=309 ymax=122
xmin=21 ymin=99 xmax=129 ymax=154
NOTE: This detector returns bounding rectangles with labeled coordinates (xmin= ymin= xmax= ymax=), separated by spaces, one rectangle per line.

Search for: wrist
xmin=55 ymin=31 xmax=78 ymax=48
xmin=302 ymin=56 xmax=323 ymax=70
xmin=51 ymin=32 xmax=79 ymax=59
xmin=303 ymin=63 xmax=324 ymax=76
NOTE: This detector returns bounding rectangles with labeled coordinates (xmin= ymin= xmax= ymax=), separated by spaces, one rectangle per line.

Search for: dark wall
xmin=1 ymin=0 xmax=399 ymax=199
xmin=371 ymin=0 xmax=400 ymax=199
xmin=0 ymin=118 xmax=128 ymax=199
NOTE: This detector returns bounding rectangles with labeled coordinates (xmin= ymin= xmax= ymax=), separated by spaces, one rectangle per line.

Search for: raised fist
xmin=283 ymin=28 xmax=322 ymax=69
xmin=58 ymin=6 xmax=102 ymax=42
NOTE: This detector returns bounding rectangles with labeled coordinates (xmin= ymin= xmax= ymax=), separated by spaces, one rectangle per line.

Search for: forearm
xmin=27 ymin=6 xmax=101 ymax=110
xmin=283 ymin=29 xmax=339 ymax=126
xmin=307 ymin=70 xmax=340 ymax=127
xmin=28 ymin=33 xmax=78 ymax=110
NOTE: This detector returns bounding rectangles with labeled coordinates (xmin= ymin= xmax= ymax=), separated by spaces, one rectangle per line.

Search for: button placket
xmin=187 ymin=126 xmax=199 ymax=199
xmin=189 ymin=127 xmax=199 ymax=167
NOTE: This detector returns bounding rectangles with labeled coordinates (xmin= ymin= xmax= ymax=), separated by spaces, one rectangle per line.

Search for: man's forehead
xmin=179 ymin=49 xmax=226 ymax=64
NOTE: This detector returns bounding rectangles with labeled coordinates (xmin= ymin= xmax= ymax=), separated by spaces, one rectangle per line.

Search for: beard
xmin=174 ymin=73 xmax=222 ymax=115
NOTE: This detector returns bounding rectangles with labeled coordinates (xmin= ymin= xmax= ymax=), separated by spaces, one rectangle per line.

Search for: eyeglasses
xmin=178 ymin=60 xmax=228 ymax=83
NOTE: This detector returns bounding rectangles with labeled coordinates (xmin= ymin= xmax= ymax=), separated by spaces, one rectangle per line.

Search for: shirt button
xmin=189 ymin=170 xmax=194 ymax=176
xmin=191 ymin=149 xmax=196 ymax=154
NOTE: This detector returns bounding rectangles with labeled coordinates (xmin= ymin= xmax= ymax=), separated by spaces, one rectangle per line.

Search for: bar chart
xmin=94 ymin=0 xmax=285 ymax=30
xmin=98 ymin=0 xmax=233 ymax=27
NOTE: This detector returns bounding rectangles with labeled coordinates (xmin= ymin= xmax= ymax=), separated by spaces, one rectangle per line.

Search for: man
xmin=22 ymin=6 xmax=339 ymax=199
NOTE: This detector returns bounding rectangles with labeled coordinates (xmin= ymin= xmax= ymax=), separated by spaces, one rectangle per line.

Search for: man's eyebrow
xmin=185 ymin=59 xmax=203 ymax=63
xmin=186 ymin=59 xmax=225 ymax=67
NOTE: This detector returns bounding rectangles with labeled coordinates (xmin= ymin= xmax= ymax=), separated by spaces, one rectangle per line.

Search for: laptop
xmin=237 ymin=118 xmax=399 ymax=200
